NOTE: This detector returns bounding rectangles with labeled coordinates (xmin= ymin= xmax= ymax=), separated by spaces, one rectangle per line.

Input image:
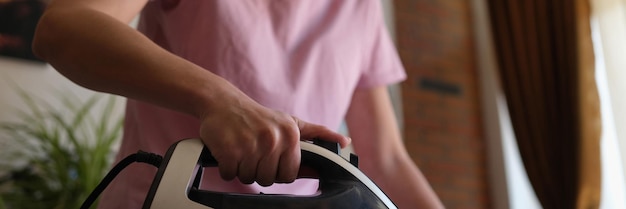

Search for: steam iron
xmin=142 ymin=138 xmax=398 ymax=209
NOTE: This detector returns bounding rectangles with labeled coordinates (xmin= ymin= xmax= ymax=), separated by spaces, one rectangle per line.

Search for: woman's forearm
xmin=346 ymin=86 xmax=444 ymax=208
xmin=33 ymin=6 xmax=237 ymax=118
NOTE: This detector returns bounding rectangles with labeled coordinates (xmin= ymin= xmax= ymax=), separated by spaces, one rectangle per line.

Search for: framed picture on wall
xmin=0 ymin=0 xmax=47 ymax=62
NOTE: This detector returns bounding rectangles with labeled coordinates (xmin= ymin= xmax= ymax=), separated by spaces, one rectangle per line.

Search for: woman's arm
xmin=346 ymin=86 xmax=444 ymax=209
xmin=33 ymin=0 xmax=350 ymax=186
xmin=33 ymin=0 xmax=223 ymax=116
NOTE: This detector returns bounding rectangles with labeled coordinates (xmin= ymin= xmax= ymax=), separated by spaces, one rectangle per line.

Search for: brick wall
xmin=394 ymin=0 xmax=490 ymax=208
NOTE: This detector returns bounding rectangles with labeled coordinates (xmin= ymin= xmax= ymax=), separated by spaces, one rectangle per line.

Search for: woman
xmin=32 ymin=0 xmax=444 ymax=208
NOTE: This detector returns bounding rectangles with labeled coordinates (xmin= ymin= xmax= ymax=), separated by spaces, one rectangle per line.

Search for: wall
xmin=395 ymin=0 xmax=490 ymax=208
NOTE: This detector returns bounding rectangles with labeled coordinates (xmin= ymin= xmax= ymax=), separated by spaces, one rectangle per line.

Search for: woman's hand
xmin=199 ymin=96 xmax=350 ymax=186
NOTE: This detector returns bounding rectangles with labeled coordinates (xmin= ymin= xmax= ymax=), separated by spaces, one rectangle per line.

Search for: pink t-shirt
xmin=98 ymin=1 xmax=405 ymax=208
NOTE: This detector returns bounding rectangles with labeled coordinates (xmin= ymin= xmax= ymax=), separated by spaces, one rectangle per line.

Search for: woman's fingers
xmin=238 ymin=156 xmax=258 ymax=184
xmin=201 ymin=105 xmax=347 ymax=186
xmin=256 ymin=153 xmax=280 ymax=186
xmin=275 ymin=143 xmax=300 ymax=183
xmin=217 ymin=157 xmax=239 ymax=181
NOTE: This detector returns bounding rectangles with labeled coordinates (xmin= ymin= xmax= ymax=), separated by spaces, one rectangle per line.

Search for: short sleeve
xmin=356 ymin=3 xmax=407 ymax=89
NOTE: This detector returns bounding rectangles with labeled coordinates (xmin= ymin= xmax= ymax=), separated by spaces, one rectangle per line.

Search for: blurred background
xmin=1 ymin=0 xmax=626 ymax=208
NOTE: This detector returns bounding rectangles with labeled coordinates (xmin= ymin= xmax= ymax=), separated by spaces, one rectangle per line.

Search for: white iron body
xmin=143 ymin=138 xmax=398 ymax=209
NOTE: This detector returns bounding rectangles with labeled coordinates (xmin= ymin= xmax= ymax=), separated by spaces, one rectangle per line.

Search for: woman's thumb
xmin=293 ymin=116 xmax=351 ymax=148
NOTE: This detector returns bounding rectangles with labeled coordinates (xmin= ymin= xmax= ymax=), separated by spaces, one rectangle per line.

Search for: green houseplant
xmin=0 ymin=89 xmax=123 ymax=209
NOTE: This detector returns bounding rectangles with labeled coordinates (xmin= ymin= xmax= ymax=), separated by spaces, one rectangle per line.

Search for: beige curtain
xmin=576 ymin=0 xmax=602 ymax=208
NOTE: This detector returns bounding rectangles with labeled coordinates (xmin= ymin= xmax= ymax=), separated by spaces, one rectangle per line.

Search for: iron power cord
xmin=80 ymin=150 xmax=163 ymax=209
